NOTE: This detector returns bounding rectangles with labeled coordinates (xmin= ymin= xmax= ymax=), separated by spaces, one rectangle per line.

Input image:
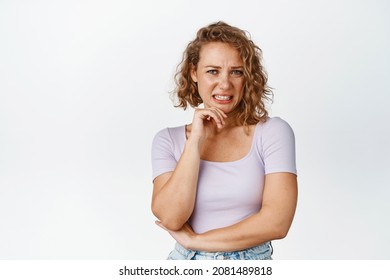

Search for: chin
xmin=220 ymin=104 xmax=239 ymax=114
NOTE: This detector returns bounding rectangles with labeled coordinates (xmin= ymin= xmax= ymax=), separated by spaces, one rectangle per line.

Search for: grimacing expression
xmin=191 ymin=42 xmax=245 ymax=114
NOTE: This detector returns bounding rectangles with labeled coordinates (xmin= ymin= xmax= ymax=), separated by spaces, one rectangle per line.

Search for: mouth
xmin=213 ymin=94 xmax=233 ymax=101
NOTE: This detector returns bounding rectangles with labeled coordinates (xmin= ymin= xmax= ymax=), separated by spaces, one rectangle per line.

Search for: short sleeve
xmin=151 ymin=128 xmax=177 ymax=181
xmin=260 ymin=117 xmax=297 ymax=175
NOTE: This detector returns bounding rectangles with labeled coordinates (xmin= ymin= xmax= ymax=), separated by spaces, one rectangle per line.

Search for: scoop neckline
xmin=182 ymin=123 xmax=260 ymax=164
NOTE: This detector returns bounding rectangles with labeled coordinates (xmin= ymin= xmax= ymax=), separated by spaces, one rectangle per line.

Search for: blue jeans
xmin=167 ymin=242 xmax=273 ymax=260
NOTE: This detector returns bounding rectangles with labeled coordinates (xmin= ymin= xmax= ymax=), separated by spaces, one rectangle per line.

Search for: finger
xmin=196 ymin=109 xmax=218 ymax=123
xmin=195 ymin=109 xmax=225 ymax=128
xmin=212 ymin=107 xmax=228 ymax=119
xmin=182 ymin=223 xmax=195 ymax=233
xmin=207 ymin=109 xmax=225 ymax=127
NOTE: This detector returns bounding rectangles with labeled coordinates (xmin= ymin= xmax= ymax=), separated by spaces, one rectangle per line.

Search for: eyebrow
xmin=204 ymin=65 xmax=244 ymax=69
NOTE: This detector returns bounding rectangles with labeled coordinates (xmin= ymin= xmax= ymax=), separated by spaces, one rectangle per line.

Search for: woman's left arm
xmin=157 ymin=172 xmax=297 ymax=252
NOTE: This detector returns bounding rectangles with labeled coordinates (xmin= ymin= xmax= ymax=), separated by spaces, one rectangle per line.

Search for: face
xmin=191 ymin=42 xmax=245 ymax=113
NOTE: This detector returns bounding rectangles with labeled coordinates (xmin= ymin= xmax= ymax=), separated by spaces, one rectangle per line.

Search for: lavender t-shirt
xmin=151 ymin=117 xmax=297 ymax=234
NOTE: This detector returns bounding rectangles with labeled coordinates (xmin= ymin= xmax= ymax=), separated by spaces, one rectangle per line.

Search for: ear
xmin=190 ymin=64 xmax=198 ymax=83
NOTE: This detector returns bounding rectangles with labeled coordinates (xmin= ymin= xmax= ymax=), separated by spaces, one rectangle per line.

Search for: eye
xmin=206 ymin=69 xmax=218 ymax=75
xmin=231 ymin=69 xmax=244 ymax=76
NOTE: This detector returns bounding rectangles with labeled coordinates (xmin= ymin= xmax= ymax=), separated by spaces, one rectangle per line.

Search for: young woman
xmin=151 ymin=21 xmax=297 ymax=260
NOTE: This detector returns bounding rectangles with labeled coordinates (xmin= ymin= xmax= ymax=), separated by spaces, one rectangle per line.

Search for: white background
xmin=0 ymin=0 xmax=389 ymax=260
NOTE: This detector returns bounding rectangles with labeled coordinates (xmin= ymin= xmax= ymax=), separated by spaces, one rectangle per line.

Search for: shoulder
xmin=152 ymin=125 xmax=186 ymax=152
xmin=254 ymin=116 xmax=296 ymax=151
xmin=151 ymin=125 xmax=186 ymax=179
xmin=153 ymin=125 xmax=186 ymax=141
xmin=259 ymin=116 xmax=294 ymax=131
xmin=255 ymin=117 xmax=297 ymax=174
xmin=152 ymin=125 xmax=187 ymax=167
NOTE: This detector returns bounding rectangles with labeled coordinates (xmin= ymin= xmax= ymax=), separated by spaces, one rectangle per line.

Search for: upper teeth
xmin=214 ymin=95 xmax=231 ymax=100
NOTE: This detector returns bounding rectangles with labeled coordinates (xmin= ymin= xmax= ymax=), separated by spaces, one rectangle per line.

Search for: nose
xmin=218 ymin=73 xmax=231 ymax=90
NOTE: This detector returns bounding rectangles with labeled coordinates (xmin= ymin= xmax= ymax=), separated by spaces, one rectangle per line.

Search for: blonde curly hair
xmin=172 ymin=21 xmax=273 ymax=125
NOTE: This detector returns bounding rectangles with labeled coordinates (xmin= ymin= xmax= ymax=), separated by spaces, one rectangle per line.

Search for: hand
xmin=155 ymin=220 xmax=198 ymax=250
xmin=190 ymin=107 xmax=227 ymax=142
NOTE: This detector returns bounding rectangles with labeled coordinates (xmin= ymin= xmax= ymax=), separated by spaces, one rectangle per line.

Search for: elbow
xmin=274 ymin=230 xmax=288 ymax=240
xmin=151 ymin=204 xmax=185 ymax=231
xmin=159 ymin=219 xmax=184 ymax=231
xmin=272 ymin=224 xmax=291 ymax=240
xmin=154 ymin=210 xmax=185 ymax=231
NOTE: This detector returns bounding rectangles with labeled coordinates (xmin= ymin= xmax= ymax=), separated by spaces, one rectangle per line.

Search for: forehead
xmin=198 ymin=42 xmax=243 ymax=65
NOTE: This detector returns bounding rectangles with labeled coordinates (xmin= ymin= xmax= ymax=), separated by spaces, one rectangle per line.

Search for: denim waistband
xmin=170 ymin=241 xmax=273 ymax=260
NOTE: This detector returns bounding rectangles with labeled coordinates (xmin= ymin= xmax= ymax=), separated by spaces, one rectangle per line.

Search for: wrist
xmin=185 ymin=137 xmax=204 ymax=153
xmin=187 ymin=232 xmax=204 ymax=251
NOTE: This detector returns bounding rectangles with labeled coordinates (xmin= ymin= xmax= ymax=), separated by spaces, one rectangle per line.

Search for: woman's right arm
xmin=151 ymin=107 xmax=226 ymax=231
xmin=151 ymin=136 xmax=201 ymax=231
